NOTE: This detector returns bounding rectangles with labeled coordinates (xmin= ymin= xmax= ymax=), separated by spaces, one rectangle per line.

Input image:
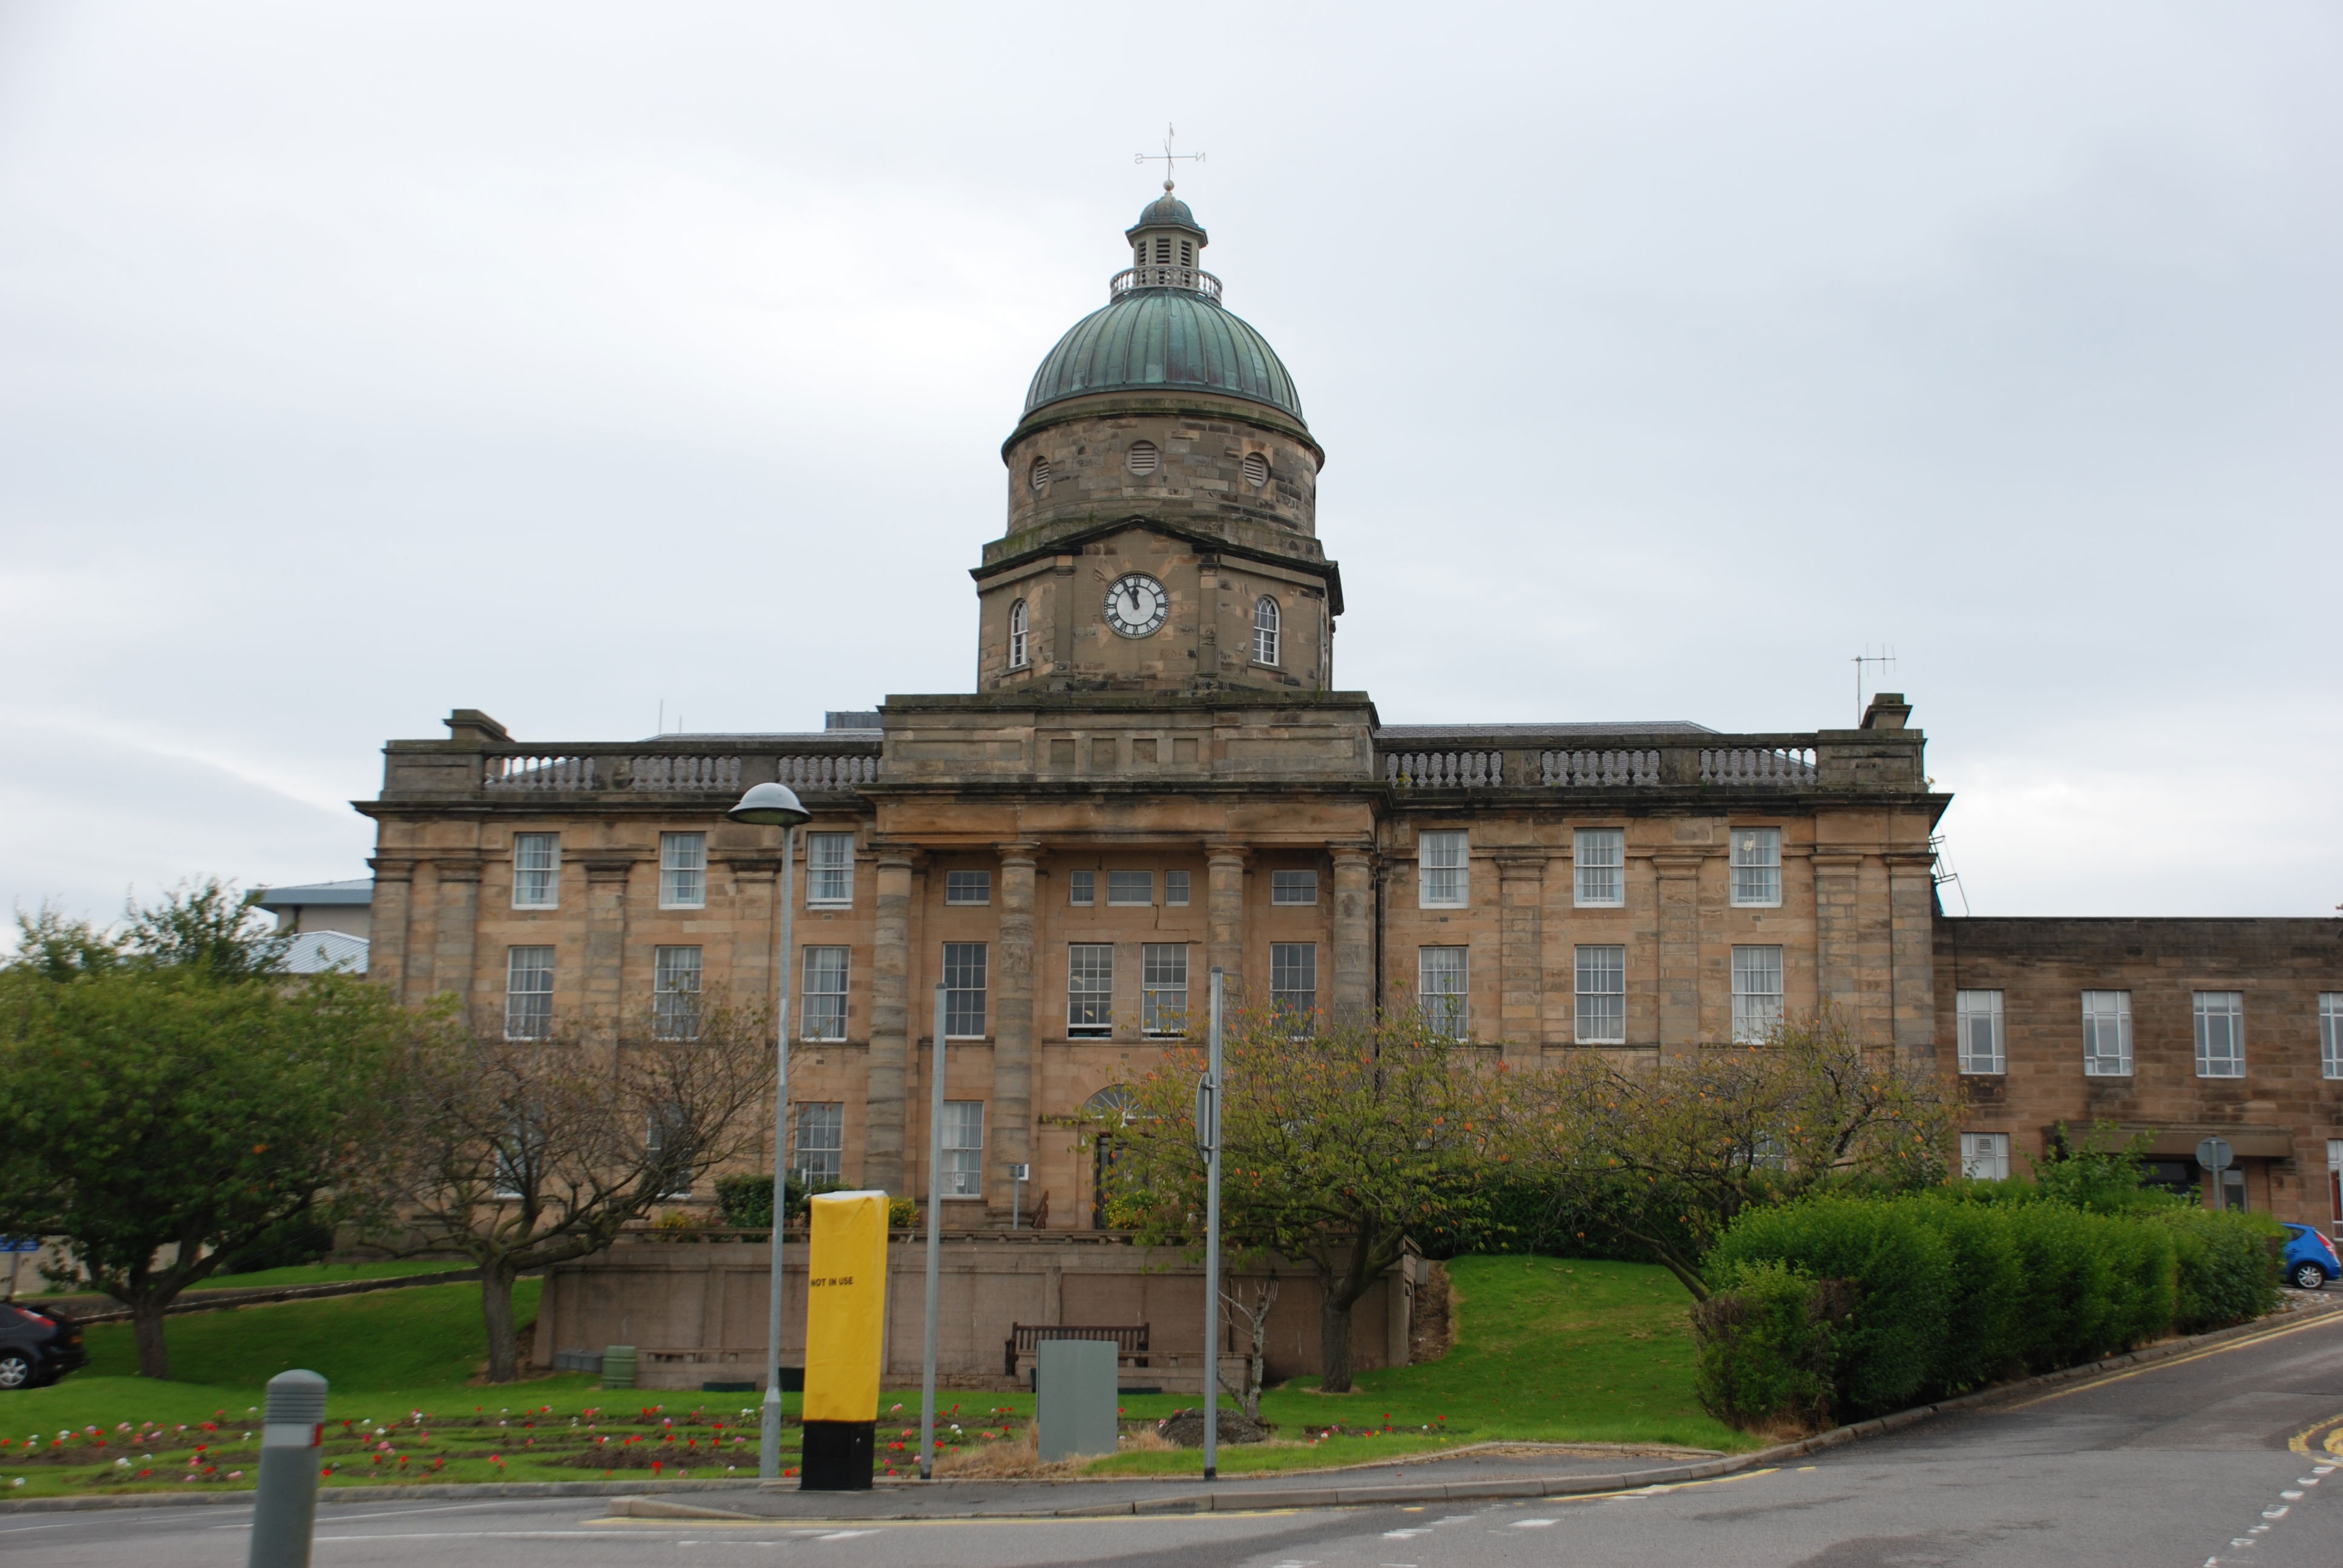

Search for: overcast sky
xmin=2 ymin=1 xmax=2336 ymax=931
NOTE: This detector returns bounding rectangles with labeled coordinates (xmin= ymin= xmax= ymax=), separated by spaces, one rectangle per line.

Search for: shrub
xmin=1691 ymin=1261 xmax=1840 ymax=1431
xmin=712 ymin=1172 xmax=841 ymax=1230
xmin=1708 ymin=1198 xmax=1955 ymax=1419
xmin=2152 ymin=1207 xmax=2282 ymax=1331
xmin=1895 ymin=1195 xmax=2024 ymax=1393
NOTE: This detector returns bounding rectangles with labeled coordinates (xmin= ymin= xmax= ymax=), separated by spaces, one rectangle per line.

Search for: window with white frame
xmin=493 ymin=1116 xmax=543 ymax=1200
xmin=940 ymin=1101 xmax=984 ymax=1197
xmin=1731 ymin=946 xmax=1784 ymax=1042
xmin=2321 ymin=995 xmax=2343 ymax=1080
xmin=1960 ymin=1132 xmax=2011 ymax=1181
xmin=1956 ymin=990 xmax=2005 ymax=1074
xmin=1067 ymin=944 xmax=1113 ymax=1037
xmin=1142 ymin=944 xmax=1188 ymax=1036
xmin=801 ymin=946 xmax=849 ymax=1042
xmin=1271 ymin=869 xmax=1319 ymax=905
xmin=806 ymin=833 xmax=854 ymax=906
xmin=793 ymin=1102 xmax=844 ymax=1184
xmin=513 ymin=834 xmax=559 ymax=909
xmin=943 ymin=942 xmax=988 ymax=1039
xmin=659 ymin=832 xmax=707 ymax=909
xmin=653 ymin=946 xmax=702 ymax=1039
xmin=945 ymin=870 xmax=991 ymax=906
xmin=1008 ymin=598 xmax=1029 ymax=669
xmin=505 ymin=946 xmax=554 ymax=1039
xmin=1271 ymin=942 xmax=1317 ymax=1029
xmin=1418 ymin=946 xmax=1468 ymax=1039
xmin=2194 ymin=991 xmax=2244 ymax=1078
xmin=2082 ymin=991 xmax=2132 ymax=1076
xmin=1253 ymin=595 xmax=1280 ymax=665
xmin=1108 ymin=871 xmax=1153 ymax=907
xmin=1729 ymin=828 xmax=1781 ymax=907
xmin=1418 ymin=831 xmax=1469 ymax=908
xmin=1575 ymin=946 xmax=1625 ymax=1045
xmin=1575 ymin=829 xmax=1624 ymax=907
xmin=1067 ymin=870 xmax=1095 ymax=906
xmin=1164 ymin=871 xmax=1191 ymax=907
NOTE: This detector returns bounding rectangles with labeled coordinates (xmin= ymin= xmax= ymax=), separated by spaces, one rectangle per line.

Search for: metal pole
xmin=1202 ymin=967 xmax=1225 ymax=1481
xmin=246 ymin=1368 xmax=326 ymax=1568
xmin=919 ymin=982 xmax=947 ymax=1480
xmin=760 ymin=822 xmax=798 ymax=1481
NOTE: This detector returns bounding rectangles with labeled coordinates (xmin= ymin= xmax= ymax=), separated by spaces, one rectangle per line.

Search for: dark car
xmin=0 ymin=1304 xmax=86 ymax=1389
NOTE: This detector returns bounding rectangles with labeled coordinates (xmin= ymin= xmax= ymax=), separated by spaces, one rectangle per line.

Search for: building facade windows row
xmin=499 ymin=829 xmax=862 ymax=913
xmin=1067 ymin=869 xmax=1192 ymax=907
xmin=1954 ymin=988 xmax=2342 ymax=1079
xmin=1400 ymin=826 xmax=1785 ymax=911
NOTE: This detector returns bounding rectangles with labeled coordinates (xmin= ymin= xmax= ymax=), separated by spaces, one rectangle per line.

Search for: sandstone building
xmin=358 ymin=188 xmax=2343 ymax=1236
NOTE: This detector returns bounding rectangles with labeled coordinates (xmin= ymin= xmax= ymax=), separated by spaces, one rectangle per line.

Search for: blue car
xmin=2281 ymin=1223 xmax=2340 ymax=1290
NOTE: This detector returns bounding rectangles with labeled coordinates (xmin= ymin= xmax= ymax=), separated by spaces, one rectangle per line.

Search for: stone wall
xmin=534 ymin=1236 xmax=1417 ymax=1393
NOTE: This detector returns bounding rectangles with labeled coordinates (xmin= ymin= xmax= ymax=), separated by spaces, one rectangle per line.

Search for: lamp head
xmin=726 ymin=781 xmax=812 ymax=828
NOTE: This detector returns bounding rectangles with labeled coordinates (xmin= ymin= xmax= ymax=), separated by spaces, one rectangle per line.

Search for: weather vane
xmin=1135 ymin=123 xmax=1204 ymax=189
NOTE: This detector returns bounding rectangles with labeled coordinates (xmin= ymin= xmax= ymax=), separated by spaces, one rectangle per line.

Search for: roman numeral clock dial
xmin=1103 ymin=573 xmax=1168 ymax=638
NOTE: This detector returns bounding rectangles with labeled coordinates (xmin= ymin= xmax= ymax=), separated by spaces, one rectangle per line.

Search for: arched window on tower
xmin=1008 ymin=598 xmax=1029 ymax=670
xmin=1254 ymin=595 xmax=1281 ymax=667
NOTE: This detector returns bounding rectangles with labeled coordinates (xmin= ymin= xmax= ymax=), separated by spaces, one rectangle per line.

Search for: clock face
xmin=1103 ymin=573 xmax=1169 ymax=638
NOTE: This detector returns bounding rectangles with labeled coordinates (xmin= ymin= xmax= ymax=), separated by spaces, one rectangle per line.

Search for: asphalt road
xmin=11 ymin=1309 xmax=2343 ymax=1567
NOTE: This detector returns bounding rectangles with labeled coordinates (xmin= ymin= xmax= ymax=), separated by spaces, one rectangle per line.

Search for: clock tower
xmin=972 ymin=185 xmax=1340 ymax=695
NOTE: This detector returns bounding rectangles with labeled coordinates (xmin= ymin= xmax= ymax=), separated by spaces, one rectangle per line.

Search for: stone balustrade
xmin=1377 ymin=734 xmax=1910 ymax=794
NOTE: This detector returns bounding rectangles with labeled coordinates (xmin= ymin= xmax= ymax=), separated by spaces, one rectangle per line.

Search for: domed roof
xmin=1023 ymin=289 xmax=1305 ymax=423
xmin=1127 ymin=190 xmax=1205 ymax=240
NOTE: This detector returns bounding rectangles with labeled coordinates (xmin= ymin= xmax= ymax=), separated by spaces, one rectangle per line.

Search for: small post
xmin=919 ymin=982 xmax=947 ymax=1480
xmin=246 ymin=1368 xmax=326 ymax=1568
xmin=1201 ymin=967 xmax=1225 ymax=1481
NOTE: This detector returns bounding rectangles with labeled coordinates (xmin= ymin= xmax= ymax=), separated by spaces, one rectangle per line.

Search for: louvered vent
xmin=1031 ymin=456 xmax=1052 ymax=491
xmin=1127 ymin=441 xmax=1159 ymax=475
xmin=1242 ymin=452 xmax=1270 ymax=487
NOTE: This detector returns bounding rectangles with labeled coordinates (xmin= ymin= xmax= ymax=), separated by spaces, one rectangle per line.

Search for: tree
xmin=1102 ymin=1006 xmax=1509 ymax=1393
xmin=381 ymin=997 xmax=775 ymax=1381
xmin=1515 ymin=1010 xmax=1952 ymax=1300
xmin=0 ymin=886 xmax=410 ymax=1377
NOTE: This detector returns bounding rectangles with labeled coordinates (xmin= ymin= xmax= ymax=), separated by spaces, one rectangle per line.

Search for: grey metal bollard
xmin=1035 ymin=1341 xmax=1118 ymax=1462
xmin=247 ymin=1368 xmax=327 ymax=1568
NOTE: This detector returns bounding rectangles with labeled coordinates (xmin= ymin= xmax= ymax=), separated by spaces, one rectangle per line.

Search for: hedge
xmin=1698 ymin=1193 xmax=2279 ymax=1429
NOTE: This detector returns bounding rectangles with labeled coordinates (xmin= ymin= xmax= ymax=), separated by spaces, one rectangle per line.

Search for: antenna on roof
xmin=1852 ymin=644 xmax=1897 ymax=724
xmin=1135 ymin=123 xmax=1204 ymax=190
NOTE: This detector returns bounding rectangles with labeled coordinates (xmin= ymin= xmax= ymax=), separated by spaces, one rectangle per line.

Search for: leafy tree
xmin=381 ymin=997 xmax=775 ymax=1381
xmin=1515 ymin=1010 xmax=1952 ymax=1299
xmin=1101 ymin=1006 xmax=1509 ymax=1393
xmin=0 ymin=888 xmax=410 ymax=1377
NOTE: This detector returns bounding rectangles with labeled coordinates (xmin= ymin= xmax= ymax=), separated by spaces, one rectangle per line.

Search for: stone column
xmin=1887 ymin=850 xmax=1941 ymax=1063
xmin=580 ymin=857 xmax=635 ymax=1039
xmin=1206 ymin=844 xmax=1250 ymax=998
xmin=992 ymin=844 xmax=1040 ymax=1210
xmin=1810 ymin=849 xmax=1866 ymax=1028
xmin=367 ymin=857 xmax=417 ymax=1005
xmin=1653 ymin=852 xmax=1705 ymax=1057
xmin=1330 ymin=848 xmax=1375 ymax=1024
xmin=865 ymin=849 xmax=918 ymax=1196
xmin=430 ymin=858 xmax=482 ymax=1022
xmin=1495 ymin=852 xmax=1548 ymax=1061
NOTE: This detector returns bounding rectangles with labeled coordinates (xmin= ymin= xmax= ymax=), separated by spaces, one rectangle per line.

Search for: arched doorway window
xmin=1086 ymin=1085 xmax=1139 ymax=1229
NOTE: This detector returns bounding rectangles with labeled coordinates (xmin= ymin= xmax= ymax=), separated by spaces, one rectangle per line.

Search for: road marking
xmin=815 ymin=1529 xmax=877 ymax=1540
xmin=2016 ymin=1307 xmax=2343 ymax=1411
xmin=1512 ymin=1518 xmax=1558 ymax=1528
xmin=1383 ymin=1527 xmax=1431 ymax=1538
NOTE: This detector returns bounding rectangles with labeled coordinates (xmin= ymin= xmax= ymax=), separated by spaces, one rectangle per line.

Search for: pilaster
xmin=1653 ymin=852 xmax=1705 ymax=1057
xmin=430 ymin=858 xmax=482 ymax=1019
xmin=1330 ymin=847 xmax=1375 ymax=1024
xmin=1207 ymin=843 xmax=1250 ymax=995
xmin=366 ymin=857 xmax=417 ymax=1005
xmin=866 ymin=848 xmax=919 ymax=1195
xmin=992 ymin=843 xmax=1040 ymax=1208
xmin=580 ymin=856 xmax=636 ymax=1037
xmin=1495 ymin=851 xmax=1547 ymax=1060
xmin=1888 ymin=852 xmax=1941 ymax=1063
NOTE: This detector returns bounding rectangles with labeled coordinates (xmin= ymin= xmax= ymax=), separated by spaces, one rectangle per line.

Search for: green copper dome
xmin=1023 ymin=289 xmax=1305 ymax=424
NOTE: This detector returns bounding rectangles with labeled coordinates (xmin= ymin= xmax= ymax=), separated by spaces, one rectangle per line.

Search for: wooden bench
xmin=1003 ymin=1323 xmax=1150 ymax=1379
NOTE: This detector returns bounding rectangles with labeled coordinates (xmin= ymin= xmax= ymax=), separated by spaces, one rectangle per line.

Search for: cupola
xmin=1120 ymin=182 xmax=1214 ymax=295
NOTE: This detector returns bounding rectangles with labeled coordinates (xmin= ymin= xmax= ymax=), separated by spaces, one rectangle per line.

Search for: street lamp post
xmin=727 ymin=780 xmax=813 ymax=1482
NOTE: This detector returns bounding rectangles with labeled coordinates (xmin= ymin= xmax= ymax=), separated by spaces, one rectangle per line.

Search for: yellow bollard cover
xmin=802 ymin=1190 xmax=890 ymax=1423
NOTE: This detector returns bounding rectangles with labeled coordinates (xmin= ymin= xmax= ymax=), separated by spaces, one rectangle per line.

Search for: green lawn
xmin=1 ymin=1256 xmax=1746 ymax=1496
xmin=24 ymin=1256 xmax=469 ymax=1301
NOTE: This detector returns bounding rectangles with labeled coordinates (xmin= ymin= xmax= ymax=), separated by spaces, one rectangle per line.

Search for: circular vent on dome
xmin=1030 ymin=456 xmax=1052 ymax=491
xmin=1242 ymin=452 xmax=1270 ymax=488
xmin=1127 ymin=441 xmax=1159 ymax=476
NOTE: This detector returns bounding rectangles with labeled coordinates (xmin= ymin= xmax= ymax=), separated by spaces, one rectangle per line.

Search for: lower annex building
xmin=356 ymin=188 xmax=2343 ymax=1233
